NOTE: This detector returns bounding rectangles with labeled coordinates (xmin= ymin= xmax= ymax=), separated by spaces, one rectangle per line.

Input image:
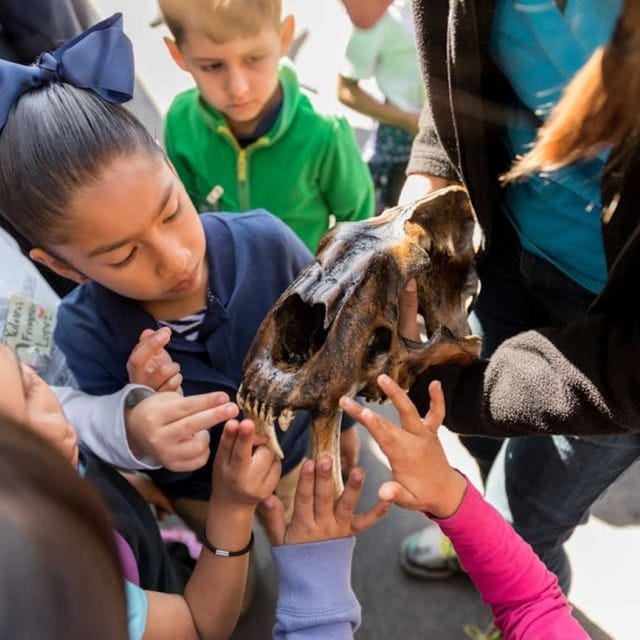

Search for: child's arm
xmin=341 ymin=0 xmax=392 ymax=29
xmin=340 ymin=377 xmax=588 ymax=640
xmin=140 ymin=420 xmax=281 ymax=640
xmin=337 ymin=75 xmax=419 ymax=136
xmin=261 ymin=457 xmax=390 ymax=640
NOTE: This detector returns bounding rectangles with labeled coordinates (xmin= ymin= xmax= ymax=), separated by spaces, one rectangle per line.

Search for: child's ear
xmin=279 ymin=15 xmax=295 ymax=56
xmin=164 ymin=36 xmax=189 ymax=71
xmin=29 ymin=248 xmax=89 ymax=285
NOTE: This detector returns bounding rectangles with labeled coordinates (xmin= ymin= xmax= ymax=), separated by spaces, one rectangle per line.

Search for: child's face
xmin=168 ymin=18 xmax=293 ymax=136
xmin=0 ymin=344 xmax=79 ymax=467
xmin=35 ymin=152 xmax=208 ymax=313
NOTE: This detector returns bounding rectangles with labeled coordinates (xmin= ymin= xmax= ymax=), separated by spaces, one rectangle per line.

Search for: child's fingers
xmin=313 ymin=456 xmax=335 ymax=521
xmin=378 ymin=480 xmax=416 ymax=508
xmin=260 ymin=495 xmax=287 ymax=546
xmin=339 ymin=396 xmax=394 ymax=453
xmin=157 ymin=371 xmax=184 ymax=393
xmin=261 ymin=455 xmax=282 ymax=496
xmin=351 ymin=500 xmax=392 ymax=533
xmin=129 ymin=328 xmax=171 ymax=368
xmin=229 ymin=419 xmax=256 ymax=465
xmin=398 ymin=278 xmax=420 ymax=341
xmin=217 ymin=419 xmax=240 ymax=465
xmin=173 ymin=429 xmax=211 ymax=462
xmin=291 ymin=459 xmax=316 ymax=522
xmin=157 ymin=391 xmax=231 ymax=424
xmin=334 ymin=467 xmax=365 ymax=524
xmin=170 ymin=402 xmax=238 ymax=441
xmin=423 ymin=380 xmax=446 ymax=433
xmin=376 ymin=374 xmax=424 ymax=434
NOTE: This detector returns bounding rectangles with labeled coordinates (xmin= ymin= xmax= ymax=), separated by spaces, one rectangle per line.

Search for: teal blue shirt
xmin=489 ymin=0 xmax=622 ymax=293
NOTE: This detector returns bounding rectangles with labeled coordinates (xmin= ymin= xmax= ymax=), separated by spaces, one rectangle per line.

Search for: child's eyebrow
xmin=87 ymin=181 xmax=174 ymax=257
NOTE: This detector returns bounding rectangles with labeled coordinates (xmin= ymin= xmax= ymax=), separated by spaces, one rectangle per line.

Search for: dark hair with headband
xmin=0 ymin=14 xmax=162 ymax=248
xmin=0 ymin=85 xmax=161 ymax=248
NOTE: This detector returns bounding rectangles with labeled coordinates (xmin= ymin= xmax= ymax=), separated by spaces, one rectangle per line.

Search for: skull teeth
xmin=235 ymin=390 xmax=298 ymax=459
xmin=278 ymin=407 xmax=296 ymax=432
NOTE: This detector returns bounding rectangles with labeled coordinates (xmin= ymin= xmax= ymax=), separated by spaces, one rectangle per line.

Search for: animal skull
xmin=238 ymin=186 xmax=482 ymax=491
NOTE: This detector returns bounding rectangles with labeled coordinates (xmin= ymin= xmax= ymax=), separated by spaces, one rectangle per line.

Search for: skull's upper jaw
xmin=240 ymin=185 xmax=483 ymax=421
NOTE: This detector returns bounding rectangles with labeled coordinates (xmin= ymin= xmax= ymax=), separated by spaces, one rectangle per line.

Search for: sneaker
xmin=463 ymin=623 xmax=502 ymax=639
xmin=399 ymin=524 xmax=463 ymax=579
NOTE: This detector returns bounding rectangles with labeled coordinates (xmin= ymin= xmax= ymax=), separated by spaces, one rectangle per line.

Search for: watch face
xmin=125 ymin=387 xmax=154 ymax=408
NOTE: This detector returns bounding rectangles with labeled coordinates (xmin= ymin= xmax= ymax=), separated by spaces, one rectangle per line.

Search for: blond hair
xmin=158 ymin=0 xmax=282 ymax=44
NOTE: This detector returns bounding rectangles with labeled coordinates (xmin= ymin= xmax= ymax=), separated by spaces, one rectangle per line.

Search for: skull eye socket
xmin=273 ymin=295 xmax=328 ymax=369
xmin=364 ymin=327 xmax=392 ymax=363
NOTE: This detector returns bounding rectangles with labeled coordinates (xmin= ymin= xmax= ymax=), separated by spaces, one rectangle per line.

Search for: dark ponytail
xmin=0 ymin=82 xmax=162 ymax=247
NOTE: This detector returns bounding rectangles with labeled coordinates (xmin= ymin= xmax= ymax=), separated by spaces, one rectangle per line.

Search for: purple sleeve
xmin=114 ymin=530 xmax=140 ymax=586
xmin=431 ymin=481 xmax=588 ymax=639
xmin=272 ymin=537 xmax=360 ymax=639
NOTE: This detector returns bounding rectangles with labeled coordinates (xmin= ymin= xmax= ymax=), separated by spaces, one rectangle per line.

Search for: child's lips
xmin=169 ymin=265 xmax=199 ymax=293
xmin=228 ymin=100 xmax=252 ymax=111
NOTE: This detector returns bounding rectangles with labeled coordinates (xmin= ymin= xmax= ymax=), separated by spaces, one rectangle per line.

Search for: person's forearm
xmin=433 ymin=483 xmax=587 ymax=638
xmin=185 ymin=500 xmax=255 ymax=639
xmin=410 ymin=315 xmax=640 ymax=438
xmin=272 ymin=537 xmax=360 ymax=639
xmin=337 ymin=76 xmax=418 ymax=134
xmin=142 ymin=500 xmax=255 ymax=640
xmin=55 ymin=385 xmax=160 ymax=470
xmin=341 ymin=0 xmax=392 ymax=28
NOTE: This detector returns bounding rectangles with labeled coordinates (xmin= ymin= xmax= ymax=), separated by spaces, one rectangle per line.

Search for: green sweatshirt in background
xmin=164 ymin=63 xmax=374 ymax=254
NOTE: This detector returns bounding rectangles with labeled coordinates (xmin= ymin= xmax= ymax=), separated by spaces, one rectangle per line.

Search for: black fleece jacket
xmin=407 ymin=0 xmax=640 ymax=436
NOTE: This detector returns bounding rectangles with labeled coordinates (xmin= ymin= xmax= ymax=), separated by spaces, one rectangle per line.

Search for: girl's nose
xmin=157 ymin=241 xmax=190 ymax=279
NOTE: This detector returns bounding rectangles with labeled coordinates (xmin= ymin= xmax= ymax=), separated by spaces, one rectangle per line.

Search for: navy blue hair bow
xmin=0 ymin=13 xmax=134 ymax=131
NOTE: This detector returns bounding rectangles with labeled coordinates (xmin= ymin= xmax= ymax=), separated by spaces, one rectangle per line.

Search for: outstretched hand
xmin=339 ymin=375 xmax=467 ymax=518
xmin=261 ymin=456 xmax=390 ymax=546
xmin=212 ymin=419 xmax=281 ymax=509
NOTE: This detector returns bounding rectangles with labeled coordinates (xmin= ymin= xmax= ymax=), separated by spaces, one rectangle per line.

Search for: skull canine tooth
xmin=267 ymin=420 xmax=285 ymax=459
xmin=278 ymin=408 xmax=295 ymax=432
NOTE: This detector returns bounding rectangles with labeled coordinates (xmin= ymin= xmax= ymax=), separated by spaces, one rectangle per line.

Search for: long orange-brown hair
xmin=502 ymin=0 xmax=640 ymax=181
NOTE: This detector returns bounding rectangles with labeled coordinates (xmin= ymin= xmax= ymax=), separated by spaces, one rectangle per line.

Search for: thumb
xmin=398 ymin=279 xmax=420 ymax=341
xmin=260 ymin=495 xmax=287 ymax=546
xmin=378 ymin=480 xmax=416 ymax=508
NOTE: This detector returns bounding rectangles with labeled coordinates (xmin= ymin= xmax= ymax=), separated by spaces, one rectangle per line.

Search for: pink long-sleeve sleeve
xmin=431 ymin=481 xmax=588 ymax=639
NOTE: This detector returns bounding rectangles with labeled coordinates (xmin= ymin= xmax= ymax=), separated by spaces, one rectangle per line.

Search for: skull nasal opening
xmin=273 ymin=295 xmax=328 ymax=369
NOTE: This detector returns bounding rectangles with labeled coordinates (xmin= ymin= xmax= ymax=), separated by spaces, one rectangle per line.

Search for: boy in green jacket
xmin=160 ymin=0 xmax=374 ymax=254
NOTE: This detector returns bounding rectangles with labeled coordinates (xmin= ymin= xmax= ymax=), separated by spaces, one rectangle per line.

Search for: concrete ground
xmin=90 ymin=1 xmax=640 ymax=637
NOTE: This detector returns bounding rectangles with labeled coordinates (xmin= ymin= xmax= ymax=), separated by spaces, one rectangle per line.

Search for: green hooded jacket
xmin=164 ymin=63 xmax=374 ymax=253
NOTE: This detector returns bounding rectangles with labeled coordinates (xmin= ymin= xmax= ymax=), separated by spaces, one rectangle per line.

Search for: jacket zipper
xmin=216 ymin=126 xmax=271 ymax=210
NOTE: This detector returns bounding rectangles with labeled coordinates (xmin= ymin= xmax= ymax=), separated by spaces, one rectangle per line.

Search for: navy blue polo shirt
xmin=55 ymin=210 xmax=313 ymax=499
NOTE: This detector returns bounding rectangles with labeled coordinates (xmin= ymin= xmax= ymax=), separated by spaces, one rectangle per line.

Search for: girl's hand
xmin=339 ymin=376 xmax=467 ymax=518
xmin=212 ymin=419 xmax=281 ymax=510
xmin=126 ymin=391 xmax=238 ymax=471
xmin=127 ymin=327 xmax=183 ymax=393
xmin=261 ymin=456 xmax=390 ymax=546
